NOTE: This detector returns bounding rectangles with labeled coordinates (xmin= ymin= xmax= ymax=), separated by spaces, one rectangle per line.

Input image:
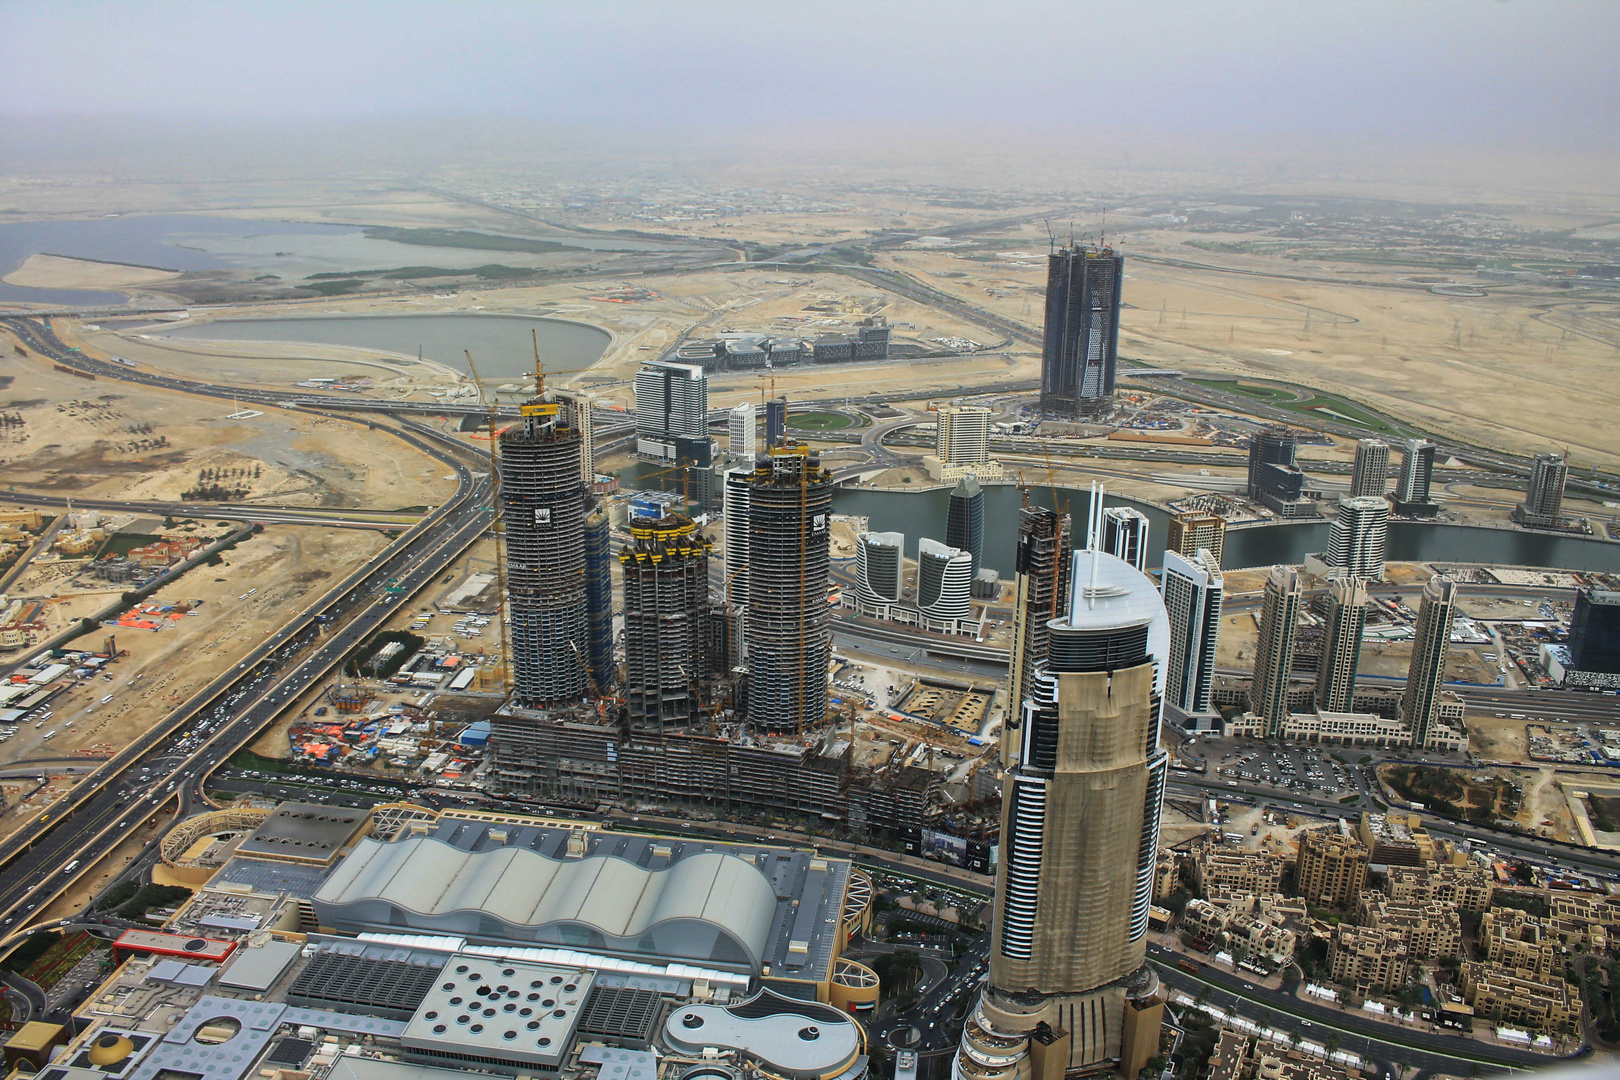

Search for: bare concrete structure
xmin=500 ymin=394 xmax=589 ymax=708
xmin=745 ymin=448 xmax=833 ymax=733
xmin=957 ymin=496 xmax=1168 ymax=1080
xmin=621 ymin=513 xmax=713 ymax=733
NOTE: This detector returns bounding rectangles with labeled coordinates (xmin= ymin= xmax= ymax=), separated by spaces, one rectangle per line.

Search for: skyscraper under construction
xmin=745 ymin=448 xmax=833 ymax=733
xmin=1039 ymin=246 xmax=1124 ymax=417
xmin=1006 ymin=504 xmax=1072 ymax=753
xmin=500 ymin=391 xmax=589 ymax=708
xmin=957 ymin=496 xmax=1167 ymax=1079
xmin=621 ymin=511 xmax=713 ymax=733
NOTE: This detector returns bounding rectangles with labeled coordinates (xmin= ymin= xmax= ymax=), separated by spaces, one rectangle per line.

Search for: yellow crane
xmin=465 ymin=349 xmax=513 ymax=701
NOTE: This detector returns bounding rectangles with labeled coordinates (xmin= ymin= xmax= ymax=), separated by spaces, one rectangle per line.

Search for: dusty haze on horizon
xmin=2 ymin=0 xmax=1617 ymax=189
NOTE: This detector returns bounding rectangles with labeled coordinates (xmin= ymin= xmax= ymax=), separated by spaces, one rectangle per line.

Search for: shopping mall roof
xmin=312 ymin=820 xmax=849 ymax=983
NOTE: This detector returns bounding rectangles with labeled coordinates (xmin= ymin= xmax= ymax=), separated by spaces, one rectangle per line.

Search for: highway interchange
xmin=1 ymin=302 xmax=1616 ymax=1073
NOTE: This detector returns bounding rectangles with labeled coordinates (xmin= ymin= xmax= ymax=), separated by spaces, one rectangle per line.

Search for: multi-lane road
xmin=0 ymin=316 xmax=504 ymax=940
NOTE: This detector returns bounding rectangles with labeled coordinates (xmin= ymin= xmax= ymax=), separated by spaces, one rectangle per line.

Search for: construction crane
xmin=464 ymin=349 xmax=513 ymax=701
xmin=635 ymin=458 xmax=697 ymax=513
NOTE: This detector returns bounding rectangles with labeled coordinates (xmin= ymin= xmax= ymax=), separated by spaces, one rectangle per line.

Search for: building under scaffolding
xmin=582 ymin=505 xmax=614 ymax=691
xmin=500 ymin=395 xmax=589 ymax=708
xmin=621 ymin=512 xmax=712 ymax=733
xmin=745 ymin=448 xmax=833 ymax=733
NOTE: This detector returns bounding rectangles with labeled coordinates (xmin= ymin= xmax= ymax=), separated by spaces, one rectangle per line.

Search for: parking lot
xmin=1207 ymin=741 xmax=1376 ymax=801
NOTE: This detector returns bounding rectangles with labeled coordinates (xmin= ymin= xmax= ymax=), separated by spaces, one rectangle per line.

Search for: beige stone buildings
xmin=1328 ymin=925 xmax=1409 ymax=995
xmin=1295 ymin=829 xmax=1369 ymax=907
xmin=1384 ymin=861 xmax=1495 ymax=914
xmin=1206 ymin=1030 xmax=1356 ymax=1080
xmin=1356 ymin=895 xmax=1461 ymax=960
xmin=1195 ymin=848 xmax=1287 ymax=898
xmin=1460 ymin=962 xmax=1582 ymax=1034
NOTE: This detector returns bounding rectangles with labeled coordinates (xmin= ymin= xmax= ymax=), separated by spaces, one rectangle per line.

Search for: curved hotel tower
xmin=956 ymin=491 xmax=1168 ymax=1080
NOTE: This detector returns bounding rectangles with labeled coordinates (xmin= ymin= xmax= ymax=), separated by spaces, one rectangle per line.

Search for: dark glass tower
xmin=1247 ymin=427 xmax=1298 ymax=497
xmin=1039 ymin=246 xmax=1123 ymax=417
xmin=1570 ymin=588 xmax=1620 ymax=675
xmin=945 ymin=474 xmax=984 ymax=576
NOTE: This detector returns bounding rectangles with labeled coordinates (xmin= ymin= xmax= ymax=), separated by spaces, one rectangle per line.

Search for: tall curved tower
xmin=622 ymin=513 xmax=712 ymax=733
xmin=745 ymin=448 xmax=832 ymax=733
xmin=500 ymin=396 xmax=589 ymax=708
xmin=957 ymin=497 xmax=1167 ymax=1080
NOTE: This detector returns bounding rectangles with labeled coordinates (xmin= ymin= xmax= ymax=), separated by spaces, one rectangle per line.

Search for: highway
xmin=0 ymin=490 xmax=424 ymax=530
xmin=0 ymin=315 xmax=503 ymax=938
xmin=0 ymin=479 xmax=491 ymax=935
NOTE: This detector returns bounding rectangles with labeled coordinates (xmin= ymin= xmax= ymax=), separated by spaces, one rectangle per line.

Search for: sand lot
xmin=878 ymin=225 xmax=1620 ymax=468
xmin=1 ymin=328 xmax=454 ymax=509
xmin=4 ymin=253 xmax=182 ymax=291
xmin=0 ymin=524 xmax=390 ymax=772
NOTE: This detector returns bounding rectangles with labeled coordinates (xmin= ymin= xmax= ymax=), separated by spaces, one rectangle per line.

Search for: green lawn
xmin=1186 ymin=378 xmax=1299 ymax=404
xmin=1188 ymin=378 xmax=1410 ymax=437
xmin=785 ymin=411 xmax=856 ymax=430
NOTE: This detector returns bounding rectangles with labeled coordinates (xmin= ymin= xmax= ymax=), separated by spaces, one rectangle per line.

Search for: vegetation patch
xmin=344 ymin=629 xmax=425 ymax=680
xmin=1380 ymin=764 xmax=1520 ymax=823
xmin=109 ymin=883 xmax=193 ymax=922
xmin=299 ymin=278 xmax=364 ymax=296
xmin=363 ymin=226 xmax=577 ymax=254
xmin=1186 ymin=378 xmax=1298 ymax=404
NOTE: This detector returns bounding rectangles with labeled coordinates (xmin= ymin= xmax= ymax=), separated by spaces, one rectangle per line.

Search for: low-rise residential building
xmin=1328 ymin=924 xmax=1409 ymax=995
xmin=1204 ymin=1030 xmax=1357 ymax=1080
xmin=1460 ymin=962 xmax=1583 ymax=1034
xmin=1196 ymin=848 xmax=1287 ymax=897
xmin=1357 ymin=895 xmax=1461 ymax=960
xmin=1385 ymin=860 xmax=1495 ymax=913
xmin=1295 ymin=828 xmax=1369 ymax=907
xmin=1223 ymin=706 xmax=1465 ymax=752
xmin=1550 ymin=892 xmax=1620 ymax=928
xmin=1154 ymin=849 xmax=1179 ymax=901
xmin=1225 ymin=908 xmax=1298 ymax=970
xmin=1181 ymin=898 xmax=1228 ymax=947
xmin=1480 ymin=905 xmax=1607 ymax=979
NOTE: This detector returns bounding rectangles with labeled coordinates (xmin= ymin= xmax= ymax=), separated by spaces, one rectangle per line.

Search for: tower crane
xmin=465 ymin=349 xmax=514 ymax=701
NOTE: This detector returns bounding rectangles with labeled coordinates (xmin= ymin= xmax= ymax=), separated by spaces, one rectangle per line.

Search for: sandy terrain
xmin=0 ymin=525 xmax=390 ymax=770
xmin=879 ymin=227 xmax=1620 ymax=469
xmin=68 ymin=264 xmax=1022 ymax=415
xmin=1 ymin=329 xmax=454 ymax=509
xmin=3 ymin=253 xmax=182 ymax=291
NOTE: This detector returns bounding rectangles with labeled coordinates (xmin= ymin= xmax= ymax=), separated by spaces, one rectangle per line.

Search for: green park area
xmin=1188 ymin=378 xmax=1410 ymax=437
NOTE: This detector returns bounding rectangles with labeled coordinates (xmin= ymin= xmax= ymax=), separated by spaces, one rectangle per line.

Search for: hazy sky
xmin=4 ymin=0 xmax=1616 ymax=150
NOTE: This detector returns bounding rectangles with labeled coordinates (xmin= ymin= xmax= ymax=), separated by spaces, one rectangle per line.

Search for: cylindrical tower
xmin=745 ymin=448 xmax=832 ymax=733
xmin=500 ymin=401 xmax=588 ymax=708
xmin=621 ymin=513 xmax=712 ymax=733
